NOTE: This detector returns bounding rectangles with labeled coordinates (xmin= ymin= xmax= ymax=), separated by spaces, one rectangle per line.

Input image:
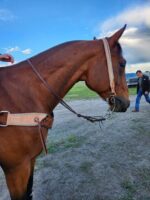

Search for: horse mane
xmin=0 ymin=41 xmax=81 ymax=70
xmin=0 ymin=40 xmax=123 ymax=72
xmin=26 ymin=39 xmax=96 ymax=74
xmin=32 ymin=40 xmax=81 ymax=59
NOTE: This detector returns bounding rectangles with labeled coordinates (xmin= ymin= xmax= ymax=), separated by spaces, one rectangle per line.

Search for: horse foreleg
xmin=4 ymin=160 xmax=31 ymax=200
xmin=26 ymin=158 xmax=36 ymax=200
xmin=26 ymin=173 xmax=34 ymax=200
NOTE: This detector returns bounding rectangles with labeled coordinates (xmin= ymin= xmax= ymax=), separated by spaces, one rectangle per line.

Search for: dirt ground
xmin=0 ymin=95 xmax=150 ymax=200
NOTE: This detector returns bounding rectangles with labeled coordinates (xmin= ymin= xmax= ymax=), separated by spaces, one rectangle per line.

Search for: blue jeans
xmin=135 ymin=89 xmax=150 ymax=111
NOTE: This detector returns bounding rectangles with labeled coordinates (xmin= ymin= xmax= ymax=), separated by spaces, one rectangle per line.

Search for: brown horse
xmin=0 ymin=26 xmax=129 ymax=200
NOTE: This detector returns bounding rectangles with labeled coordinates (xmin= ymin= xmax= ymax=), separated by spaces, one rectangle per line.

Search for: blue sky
xmin=0 ymin=0 xmax=150 ymax=72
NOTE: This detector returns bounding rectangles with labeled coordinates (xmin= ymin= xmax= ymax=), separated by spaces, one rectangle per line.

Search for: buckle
xmin=0 ymin=111 xmax=10 ymax=127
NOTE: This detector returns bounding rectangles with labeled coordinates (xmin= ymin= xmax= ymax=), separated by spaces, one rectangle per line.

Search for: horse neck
xmin=30 ymin=41 xmax=100 ymax=109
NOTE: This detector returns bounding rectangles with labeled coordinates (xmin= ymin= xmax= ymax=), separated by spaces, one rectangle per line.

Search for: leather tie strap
xmin=34 ymin=117 xmax=48 ymax=154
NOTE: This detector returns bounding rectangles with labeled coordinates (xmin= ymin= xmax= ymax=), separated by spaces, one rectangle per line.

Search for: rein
xmin=27 ymin=59 xmax=106 ymax=123
xmin=27 ymin=38 xmax=116 ymax=123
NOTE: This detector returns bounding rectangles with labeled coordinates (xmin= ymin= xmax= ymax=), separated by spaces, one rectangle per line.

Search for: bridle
xmin=27 ymin=38 xmax=116 ymax=123
xmin=102 ymin=38 xmax=116 ymax=109
xmin=102 ymin=38 xmax=116 ymax=95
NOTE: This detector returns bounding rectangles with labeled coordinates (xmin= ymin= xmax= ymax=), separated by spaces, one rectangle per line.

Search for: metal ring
xmin=0 ymin=111 xmax=10 ymax=127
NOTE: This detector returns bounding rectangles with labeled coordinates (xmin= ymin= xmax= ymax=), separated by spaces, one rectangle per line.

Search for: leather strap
xmin=0 ymin=111 xmax=54 ymax=154
xmin=35 ymin=115 xmax=54 ymax=154
xmin=0 ymin=111 xmax=48 ymax=127
xmin=102 ymin=38 xmax=116 ymax=95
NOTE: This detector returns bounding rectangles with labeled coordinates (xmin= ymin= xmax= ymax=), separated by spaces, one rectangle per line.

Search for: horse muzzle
xmin=108 ymin=96 xmax=130 ymax=112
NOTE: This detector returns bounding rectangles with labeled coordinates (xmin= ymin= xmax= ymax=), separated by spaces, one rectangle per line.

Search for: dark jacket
xmin=137 ymin=75 xmax=150 ymax=94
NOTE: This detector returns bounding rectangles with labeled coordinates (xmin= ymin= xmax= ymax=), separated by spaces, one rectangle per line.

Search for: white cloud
xmin=126 ymin=62 xmax=150 ymax=73
xmin=21 ymin=48 xmax=32 ymax=55
xmin=4 ymin=46 xmax=32 ymax=55
xmin=6 ymin=46 xmax=20 ymax=53
xmin=100 ymin=4 xmax=150 ymax=34
xmin=98 ymin=3 xmax=150 ymax=70
xmin=0 ymin=9 xmax=16 ymax=21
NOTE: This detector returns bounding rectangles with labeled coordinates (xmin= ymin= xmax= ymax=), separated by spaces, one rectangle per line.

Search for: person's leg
xmin=144 ymin=93 xmax=150 ymax=104
xmin=135 ymin=89 xmax=143 ymax=111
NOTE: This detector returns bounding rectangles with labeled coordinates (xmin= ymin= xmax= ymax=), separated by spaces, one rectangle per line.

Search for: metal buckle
xmin=0 ymin=111 xmax=10 ymax=127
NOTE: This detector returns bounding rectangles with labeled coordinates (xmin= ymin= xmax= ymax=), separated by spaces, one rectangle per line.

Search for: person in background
xmin=132 ymin=70 xmax=150 ymax=112
xmin=0 ymin=53 xmax=14 ymax=63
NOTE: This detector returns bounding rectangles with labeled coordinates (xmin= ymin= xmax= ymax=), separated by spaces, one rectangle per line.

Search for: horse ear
xmin=108 ymin=24 xmax=127 ymax=46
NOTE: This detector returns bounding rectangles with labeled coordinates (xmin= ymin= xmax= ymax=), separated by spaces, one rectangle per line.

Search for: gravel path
xmin=0 ymin=96 xmax=150 ymax=200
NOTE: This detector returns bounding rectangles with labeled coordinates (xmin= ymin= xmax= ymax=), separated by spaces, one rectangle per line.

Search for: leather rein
xmin=27 ymin=38 xmax=116 ymax=123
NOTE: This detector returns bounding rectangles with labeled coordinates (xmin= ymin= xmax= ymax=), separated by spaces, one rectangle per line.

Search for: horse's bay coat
xmin=0 ymin=26 xmax=129 ymax=200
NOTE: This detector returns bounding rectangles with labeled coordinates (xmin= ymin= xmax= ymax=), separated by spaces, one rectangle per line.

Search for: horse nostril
xmin=108 ymin=96 xmax=115 ymax=105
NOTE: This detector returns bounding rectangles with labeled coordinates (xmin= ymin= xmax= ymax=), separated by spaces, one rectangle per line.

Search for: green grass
xmin=64 ymin=82 xmax=98 ymax=100
xmin=47 ymin=134 xmax=86 ymax=154
xmin=120 ymin=179 xmax=136 ymax=200
xmin=64 ymin=82 xmax=136 ymax=100
xmin=80 ymin=161 xmax=93 ymax=173
xmin=128 ymin=87 xmax=136 ymax=95
xmin=137 ymin=167 xmax=150 ymax=189
xmin=121 ymin=179 xmax=136 ymax=193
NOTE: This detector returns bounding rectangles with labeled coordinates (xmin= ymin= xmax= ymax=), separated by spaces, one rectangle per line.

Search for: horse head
xmin=80 ymin=25 xmax=130 ymax=112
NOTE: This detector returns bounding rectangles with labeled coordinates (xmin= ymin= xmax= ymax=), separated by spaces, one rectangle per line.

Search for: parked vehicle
xmin=127 ymin=77 xmax=138 ymax=88
xmin=144 ymin=71 xmax=150 ymax=77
